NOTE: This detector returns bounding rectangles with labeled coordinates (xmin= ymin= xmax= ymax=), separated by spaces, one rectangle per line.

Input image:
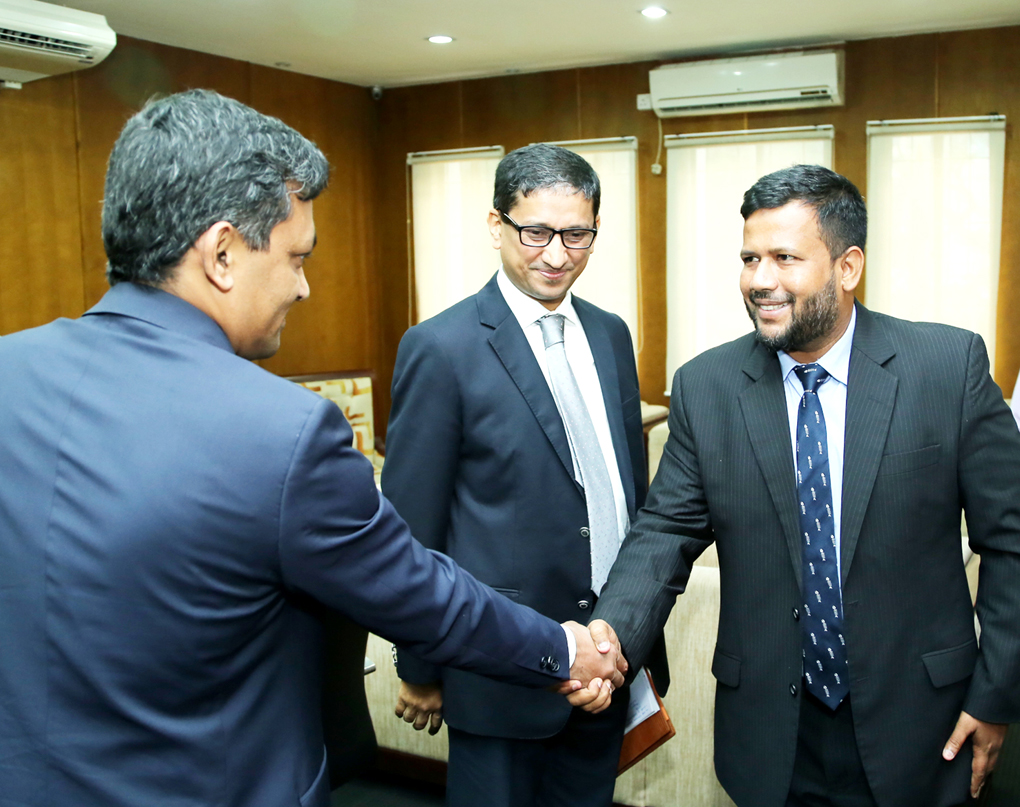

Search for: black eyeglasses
xmin=500 ymin=211 xmax=598 ymax=250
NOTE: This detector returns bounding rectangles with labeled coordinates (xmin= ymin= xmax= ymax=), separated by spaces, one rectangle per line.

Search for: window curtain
xmin=865 ymin=117 xmax=1006 ymax=366
xmin=664 ymin=126 xmax=834 ymax=391
xmin=408 ymin=147 xmax=504 ymax=324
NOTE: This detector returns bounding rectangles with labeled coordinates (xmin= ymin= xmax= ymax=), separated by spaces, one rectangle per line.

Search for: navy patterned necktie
xmin=794 ymin=363 xmax=848 ymax=710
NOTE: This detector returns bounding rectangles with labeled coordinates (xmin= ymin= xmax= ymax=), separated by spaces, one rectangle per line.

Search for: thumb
xmin=943 ymin=714 xmax=973 ymax=760
xmin=588 ymin=619 xmax=615 ymax=654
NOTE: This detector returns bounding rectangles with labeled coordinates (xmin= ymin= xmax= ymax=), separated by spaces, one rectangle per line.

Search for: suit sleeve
xmin=957 ymin=333 xmax=1020 ymax=723
xmin=380 ymin=325 xmax=464 ymax=684
xmin=276 ymin=396 xmax=569 ymax=689
xmin=593 ymin=365 xmax=714 ymax=671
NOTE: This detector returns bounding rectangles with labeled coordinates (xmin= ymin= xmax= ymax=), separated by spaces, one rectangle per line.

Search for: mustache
xmin=749 ymin=291 xmax=794 ymax=305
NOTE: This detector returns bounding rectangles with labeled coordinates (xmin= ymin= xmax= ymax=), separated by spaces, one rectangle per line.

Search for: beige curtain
xmin=409 ymin=147 xmax=504 ymax=324
xmin=664 ymin=127 xmax=834 ymax=391
xmin=865 ymin=117 xmax=1006 ymax=366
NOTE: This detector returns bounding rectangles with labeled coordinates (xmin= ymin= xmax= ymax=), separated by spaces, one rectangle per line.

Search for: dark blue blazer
xmin=0 ymin=283 xmax=570 ymax=807
xmin=384 ymin=274 xmax=664 ymax=739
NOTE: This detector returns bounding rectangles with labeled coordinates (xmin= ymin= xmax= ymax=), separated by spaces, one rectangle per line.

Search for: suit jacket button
xmin=790 ymin=683 xmax=798 ymax=697
xmin=792 ymin=607 xmax=800 ymax=621
xmin=580 ymin=527 xmax=591 ymax=539
xmin=550 ymin=660 xmax=560 ymax=673
xmin=578 ymin=600 xmax=590 ymax=610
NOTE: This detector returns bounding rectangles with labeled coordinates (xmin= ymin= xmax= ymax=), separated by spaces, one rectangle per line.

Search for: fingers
xmin=565 ymin=677 xmax=614 ymax=713
xmin=395 ymin=681 xmax=444 ymax=734
xmin=565 ymin=620 xmax=624 ymax=689
xmin=589 ymin=619 xmax=629 ymax=681
xmin=942 ymin=711 xmax=974 ymax=762
xmin=963 ymin=712 xmax=1007 ymax=798
xmin=552 ymin=679 xmax=583 ymax=695
xmin=588 ymin=618 xmax=616 ymax=654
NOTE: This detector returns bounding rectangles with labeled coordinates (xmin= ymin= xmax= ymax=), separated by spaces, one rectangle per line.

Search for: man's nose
xmin=748 ymin=258 xmax=778 ymax=291
xmin=541 ymin=234 xmax=571 ymax=268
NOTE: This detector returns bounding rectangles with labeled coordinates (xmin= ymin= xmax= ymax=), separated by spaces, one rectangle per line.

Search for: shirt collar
xmin=496 ymin=266 xmax=579 ymax=329
xmin=778 ymin=304 xmax=857 ymax=387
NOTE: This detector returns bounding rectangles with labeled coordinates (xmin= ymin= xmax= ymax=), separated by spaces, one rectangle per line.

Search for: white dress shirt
xmin=496 ymin=268 xmax=631 ymax=551
xmin=778 ymin=305 xmax=856 ymax=581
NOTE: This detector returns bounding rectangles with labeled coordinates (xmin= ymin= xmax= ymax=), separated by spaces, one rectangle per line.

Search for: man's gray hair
xmin=492 ymin=143 xmax=600 ymax=218
xmin=102 ymin=89 xmax=330 ymax=286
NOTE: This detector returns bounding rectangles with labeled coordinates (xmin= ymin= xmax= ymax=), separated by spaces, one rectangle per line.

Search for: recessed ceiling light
xmin=428 ymin=35 xmax=454 ymax=44
xmin=641 ymin=6 xmax=668 ymax=18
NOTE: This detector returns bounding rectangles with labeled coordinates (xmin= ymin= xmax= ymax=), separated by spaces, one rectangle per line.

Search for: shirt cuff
xmin=562 ymin=624 xmax=576 ymax=668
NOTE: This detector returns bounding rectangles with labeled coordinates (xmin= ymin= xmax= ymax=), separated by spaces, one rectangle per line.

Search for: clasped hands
xmin=395 ymin=619 xmax=626 ymax=733
xmin=554 ymin=619 xmax=627 ymax=713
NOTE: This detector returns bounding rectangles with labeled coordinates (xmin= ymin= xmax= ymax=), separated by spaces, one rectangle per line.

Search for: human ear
xmin=487 ymin=209 xmax=503 ymax=250
xmin=195 ymin=221 xmax=237 ymax=292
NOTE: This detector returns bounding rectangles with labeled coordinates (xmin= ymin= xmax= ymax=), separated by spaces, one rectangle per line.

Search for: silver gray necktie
xmin=538 ymin=313 xmax=619 ymax=595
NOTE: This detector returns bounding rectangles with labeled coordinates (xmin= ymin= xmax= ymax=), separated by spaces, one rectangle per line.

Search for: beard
xmin=745 ymin=270 xmax=840 ymax=354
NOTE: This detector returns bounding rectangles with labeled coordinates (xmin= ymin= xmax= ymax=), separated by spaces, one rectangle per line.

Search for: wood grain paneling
xmin=0 ymin=73 xmax=84 ymax=334
xmin=251 ymin=67 xmax=380 ymax=378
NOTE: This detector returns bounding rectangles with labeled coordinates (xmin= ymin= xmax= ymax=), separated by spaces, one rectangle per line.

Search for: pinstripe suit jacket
xmin=594 ymin=302 xmax=1020 ymax=807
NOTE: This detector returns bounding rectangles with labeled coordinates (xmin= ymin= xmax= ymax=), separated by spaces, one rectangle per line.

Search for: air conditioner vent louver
xmin=679 ymin=92 xmax=834 ymax=113
xmin=0 ymin=26 xmax=95 ymax=61
xmin=0 ymin=0 xmax=116 ymax=84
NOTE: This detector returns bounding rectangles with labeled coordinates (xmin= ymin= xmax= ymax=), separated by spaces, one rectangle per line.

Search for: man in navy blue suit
xmin=0 ymin=91 xmax=622 ymax=807
xmin=384 ymin=144 xmax=666 ymax=807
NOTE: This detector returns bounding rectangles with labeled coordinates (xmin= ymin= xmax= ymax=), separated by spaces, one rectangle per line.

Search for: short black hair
xmin=493 ymin=144 xmax=600 ymax=218
xmin=103 ymin=89 xmax=329 ymax=286
xmin=740 ymin=164 xmax=866 ymax=259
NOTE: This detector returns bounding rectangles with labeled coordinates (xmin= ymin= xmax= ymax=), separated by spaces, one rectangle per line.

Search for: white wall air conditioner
xmin=0 ymin=0 xmax=116 ymax=84
xmin=649 ymin=50 xmax=844 ymax=118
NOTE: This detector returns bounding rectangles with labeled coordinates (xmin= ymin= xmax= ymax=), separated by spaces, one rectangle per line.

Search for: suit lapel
xmin=575 ymin=300 xmax=636 ymax=518
xmin=840 ymin=303 xmax=897 ymax=584
xmin=739 ymin=342 xmax=804 ymax=586
xmin=477 ymin=276 xmax=578 ymax=488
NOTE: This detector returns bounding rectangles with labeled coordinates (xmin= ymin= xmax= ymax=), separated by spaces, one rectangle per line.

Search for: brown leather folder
xmin=617 ymin=669 xmax=675 ymax=775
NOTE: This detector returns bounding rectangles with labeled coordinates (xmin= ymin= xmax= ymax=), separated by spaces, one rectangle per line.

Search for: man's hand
xmin=565 ymin=676 xmax=615 ymax=713
xmin=943 ymin=710 xmax=1008 ymax=798
xmin=394 ymin=681 xmax=444 ymax=735
xmin=562 ymin=619 xmax=627 ymax=688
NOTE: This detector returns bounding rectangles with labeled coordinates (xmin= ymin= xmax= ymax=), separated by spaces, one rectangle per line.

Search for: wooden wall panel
xmin=250 ymin=67 xmax=380 ymax=377
xmin=0 ymin=73 xmax=84 ymax=334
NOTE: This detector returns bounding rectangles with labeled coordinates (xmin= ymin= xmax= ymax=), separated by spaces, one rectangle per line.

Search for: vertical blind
xmin=408 ymin=147 xmax=504 ymax=324
xmin=664 ymin=126 xmax=834 ymax=389
xmin=865 ymin=116 xmax=1006 ymax=366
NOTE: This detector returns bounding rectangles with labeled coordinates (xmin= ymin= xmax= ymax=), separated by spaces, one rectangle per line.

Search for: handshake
xmin=557 ymin=619 xmax=628 ymax=713
xmin=395 ymin=619 xmax=626 ymax=734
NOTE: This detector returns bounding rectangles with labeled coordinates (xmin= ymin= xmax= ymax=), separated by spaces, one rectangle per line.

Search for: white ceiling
xmin=62 ymin=0 xmax=1020 ymax=88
